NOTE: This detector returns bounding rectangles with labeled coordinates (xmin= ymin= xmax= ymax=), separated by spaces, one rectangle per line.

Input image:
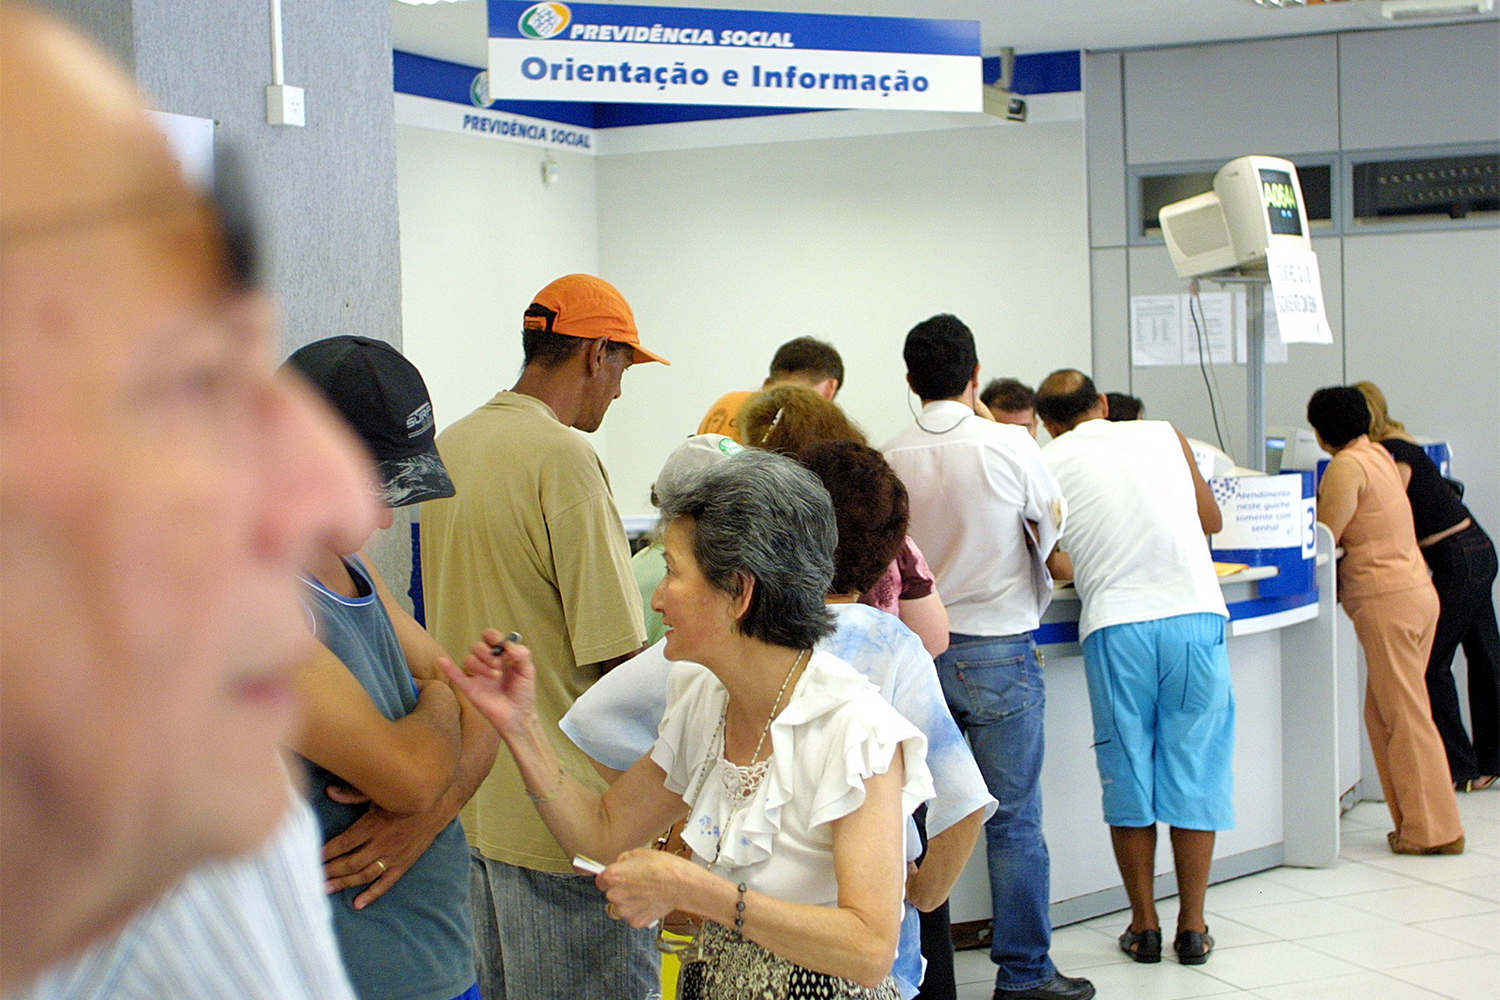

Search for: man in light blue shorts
xmin=1037 ymin=370 xmax=1234 ymax=968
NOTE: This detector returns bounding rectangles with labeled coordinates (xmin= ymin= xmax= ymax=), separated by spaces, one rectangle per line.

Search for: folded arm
xmin=290 ymin=642 xmax=461 ymax=815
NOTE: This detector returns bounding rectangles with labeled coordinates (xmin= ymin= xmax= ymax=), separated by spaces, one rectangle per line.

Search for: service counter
xmin=948 ymin=472 xmax=1344 ymax=933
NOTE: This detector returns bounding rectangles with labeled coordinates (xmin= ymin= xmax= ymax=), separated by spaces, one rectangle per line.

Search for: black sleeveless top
xmin=1381 ymin=438 xmax=1469 ymax=540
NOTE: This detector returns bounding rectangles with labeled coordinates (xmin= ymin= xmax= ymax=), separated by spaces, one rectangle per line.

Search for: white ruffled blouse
xmin=650 ymin=649 xmax=935 ymax=908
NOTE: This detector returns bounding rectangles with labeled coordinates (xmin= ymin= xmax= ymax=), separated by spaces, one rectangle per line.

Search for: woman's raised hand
xmin=439 ymin=629 xmax=537 ymax=739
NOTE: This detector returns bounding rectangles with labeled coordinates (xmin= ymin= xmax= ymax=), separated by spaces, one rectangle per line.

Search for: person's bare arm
xmin=905 ymin=806 xmax=985 ymax=913
xmin=1395 ymin=460 xmax=1413 ymax=490
xmin=1176 ymin=428 xmax=1223 ymax=535
xmin=365 ymin=555 xmax=501 ymax=802
xmin=1046 ymin=548 xmax=1074 ymax=582
xmin=897 ymin=592 xmax=949 ymax=658
xmin=289 ymin=644 xmax=461 ymax=815
xmin=1317 ymin=454 xmax=1365 ymax=544
xmin=441 ymin=635 xmax=687 ymax=860
xmin=603 ymin=756 xmax=909 ymax=988
xmin=320 ymin=555 xmax=504 ymax=906
xmin=587 ymin=643 xmax=648 ymax=677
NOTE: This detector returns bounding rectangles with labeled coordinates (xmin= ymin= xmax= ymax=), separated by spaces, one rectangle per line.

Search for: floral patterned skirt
xmin=677 ymin=921 xmax=901 ymax=1000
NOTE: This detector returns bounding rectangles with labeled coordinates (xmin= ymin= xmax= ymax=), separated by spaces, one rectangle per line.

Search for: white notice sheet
xmin=1266 ymin=246 xmax=1334 ymax=344
xmin=1130 ymin=294 xmax=1182 ymax=367
xmin=1181 ymin=291 xmax=1234 ymax=365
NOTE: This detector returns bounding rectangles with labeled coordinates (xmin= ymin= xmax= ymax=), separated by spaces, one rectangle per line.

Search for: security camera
xmin=981 ymin=85 xmax=1027 ymax=123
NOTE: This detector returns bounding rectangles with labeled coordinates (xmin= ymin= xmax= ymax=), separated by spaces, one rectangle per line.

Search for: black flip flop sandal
xmin=1174 ymin=928 xmax=1214 ymax=965
xmin=1118 ymin=927 xmax=1162 ymax=964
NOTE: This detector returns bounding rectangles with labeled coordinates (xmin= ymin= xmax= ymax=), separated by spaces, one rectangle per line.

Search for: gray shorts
xmin=468 ymin=848 xmax=659 ymax=1000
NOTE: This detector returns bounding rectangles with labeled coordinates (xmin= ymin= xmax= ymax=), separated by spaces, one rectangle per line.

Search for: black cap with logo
xmin=285 ymin=336 xmax=456 ymax=508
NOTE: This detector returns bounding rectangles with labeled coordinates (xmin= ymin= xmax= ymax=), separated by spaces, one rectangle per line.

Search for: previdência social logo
xmin=470 ymin=71 xmax=492 ymax=107
xmin=518 ymin=3 xmax=571 ymax=39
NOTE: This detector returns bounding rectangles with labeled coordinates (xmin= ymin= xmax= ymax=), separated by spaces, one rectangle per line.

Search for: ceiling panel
xmin=392 ymin=0 xmax=1497 ymax=69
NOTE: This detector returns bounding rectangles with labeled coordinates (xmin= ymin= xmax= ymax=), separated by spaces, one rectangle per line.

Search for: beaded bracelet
xmin=733 ymin=882 xmax=747 ymax=938
xmin=526 ymin=767 xmax=566 ymax=804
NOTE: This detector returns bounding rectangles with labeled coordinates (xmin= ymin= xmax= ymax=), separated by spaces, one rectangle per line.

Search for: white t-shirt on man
xmin=1042 ymin=418 xmax=1227 ymax=642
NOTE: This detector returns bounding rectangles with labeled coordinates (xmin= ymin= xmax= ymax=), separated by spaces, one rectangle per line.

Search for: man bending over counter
xmin=1036 ymin=370 xmax=1232 ymax=968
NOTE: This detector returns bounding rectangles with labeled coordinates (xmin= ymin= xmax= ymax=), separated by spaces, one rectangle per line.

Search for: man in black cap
xmin=283 ymin=336 xmax=499 ymax=1000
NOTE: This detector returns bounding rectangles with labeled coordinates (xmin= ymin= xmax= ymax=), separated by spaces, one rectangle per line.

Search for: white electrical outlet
xmin=266 ymin=84 xmax=305 ymax=127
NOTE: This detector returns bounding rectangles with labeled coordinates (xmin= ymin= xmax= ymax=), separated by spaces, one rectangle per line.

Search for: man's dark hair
xmin=769 ymin=337 xmax=844 ymax=389
xmin=1105 ymin=392 xmax=1144 ymax=421
xmin=799 ymin=441 xmax=908 ymax=598
xmin=1035 ymin=369 xmax=1101 ymax=428
xmin=1306 ymin=386 xmax=1371 ymax=448
xmin=521 ymin=329 xmax=631 ymax=369
xmin=903 ymin=314 xmax=977 ymax=401
xmin=980 ymin=377 xmax=1035 ymax=415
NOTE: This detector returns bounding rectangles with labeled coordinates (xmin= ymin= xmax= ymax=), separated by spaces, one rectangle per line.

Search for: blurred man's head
xmin=980 ymin=377 xmax=1039 ymax=437
xmin=0 ymin=7 xmax=374 ymax=985
xmin=765 ymin=336 xmax=844 ymax=400
xmin=903 ymin=314 xmax=979 ymax=403
xmin=286 ymin=335 xmax=456 ymax=538
xmin=1036 ymin=369 xmax=1107 ymax=438
xmin=1105 ymin=392 xmax=1144 ymax=421
xmin=519 ymin=273 xmax=667 ymax=433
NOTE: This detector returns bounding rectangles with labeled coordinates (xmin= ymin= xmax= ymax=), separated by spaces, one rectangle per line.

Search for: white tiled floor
xmin=953 ymin=791 xmax=1500 ymax=1000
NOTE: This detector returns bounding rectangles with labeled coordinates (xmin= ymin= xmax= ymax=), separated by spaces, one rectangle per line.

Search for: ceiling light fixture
xmin=1381 ymin=0 xmax=1494 ymax=18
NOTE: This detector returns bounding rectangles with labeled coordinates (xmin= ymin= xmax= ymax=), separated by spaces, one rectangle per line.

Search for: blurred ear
xmin=813 ymin=377 xmax=839 ymax=400
xmin=728 ymin=571 xmax=755 ymax=624
xmin=1098 ymin=393 xmax=1110 ymax=419
xmin=584 ymin=336 xmax=609 ymax=376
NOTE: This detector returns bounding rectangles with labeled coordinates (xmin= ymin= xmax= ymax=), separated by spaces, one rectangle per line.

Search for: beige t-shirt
xmin=421 ymin=391 xmax=645 ymax=872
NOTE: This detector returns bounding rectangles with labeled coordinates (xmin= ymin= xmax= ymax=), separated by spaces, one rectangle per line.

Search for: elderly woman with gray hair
xmin=445 ymin=450 xmax=934 ymax=999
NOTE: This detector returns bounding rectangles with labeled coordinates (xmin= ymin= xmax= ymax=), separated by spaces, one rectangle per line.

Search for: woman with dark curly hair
xmin=740 ymin=389 xmax=949 ymax=657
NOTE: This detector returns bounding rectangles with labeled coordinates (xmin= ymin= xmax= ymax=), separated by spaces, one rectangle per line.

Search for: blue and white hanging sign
xmin=488 ymin=1 xmax=982 ymax=112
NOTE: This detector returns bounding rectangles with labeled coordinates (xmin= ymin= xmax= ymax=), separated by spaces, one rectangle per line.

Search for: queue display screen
xmin=1260 ymin=168 xmax=1302 ymax=236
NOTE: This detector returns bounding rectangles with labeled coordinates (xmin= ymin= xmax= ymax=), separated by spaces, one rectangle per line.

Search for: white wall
xmin=594 ymin=121 xmax=1092 ymax=516
xmin=395 ymin=125 xmax=600 ymax=434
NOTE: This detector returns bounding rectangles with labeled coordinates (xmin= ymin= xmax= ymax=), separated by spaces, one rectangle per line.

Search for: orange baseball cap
xmin=523 ymin=273 xmax=670 ymax=365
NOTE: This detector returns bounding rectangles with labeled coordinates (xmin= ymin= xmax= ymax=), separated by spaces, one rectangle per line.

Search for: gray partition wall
xmin=38 ymin=0 xmax=414 ymax=609
xmin=1084 ymin=19 xmax=1500 ymax=543
xmin=36 ymin=0 xmax=405 ymax=357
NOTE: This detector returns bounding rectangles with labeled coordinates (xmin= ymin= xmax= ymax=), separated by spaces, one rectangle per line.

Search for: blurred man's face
xmin=0 ymin=13 xmax=377 ymax=975
xmin=0 ymin=199 xmax=376 ymax=863
xmin=994 ymin=406 xmax=1039 ymax=438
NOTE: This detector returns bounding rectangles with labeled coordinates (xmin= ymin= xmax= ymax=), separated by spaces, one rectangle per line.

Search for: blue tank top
xmin=298 ymin=556 xmax=474 ymax=1000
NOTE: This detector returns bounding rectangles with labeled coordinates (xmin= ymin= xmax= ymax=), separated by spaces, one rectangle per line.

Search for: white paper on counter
xmin=1130 ymin=294 xmax=1183 ymax=366
xmin=1181 ymin=291 xmax=1234 ymax=365
xmin=1234 ymin=287 xmax=1289 ymax=364
xmin=1265 ymin=246 xmax=1334 ymax=345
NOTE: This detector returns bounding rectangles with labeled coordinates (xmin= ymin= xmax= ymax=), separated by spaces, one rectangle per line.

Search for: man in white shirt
xmin=882 ymin=316 xmax=1090 ymax=1000
xmin=1036 ymin=369 xmax=1232 ymax=969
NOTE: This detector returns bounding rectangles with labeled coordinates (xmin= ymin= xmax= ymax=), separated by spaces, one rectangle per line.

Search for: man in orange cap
xmin=420 ymin=274 xmax=668 ymax=999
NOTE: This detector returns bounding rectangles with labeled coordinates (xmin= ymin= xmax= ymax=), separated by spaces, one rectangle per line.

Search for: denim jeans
xmin=935 ymin=633 xmax=1055 ymax=992
xmin=468 ymin=849 xmax=659 ymax=1000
